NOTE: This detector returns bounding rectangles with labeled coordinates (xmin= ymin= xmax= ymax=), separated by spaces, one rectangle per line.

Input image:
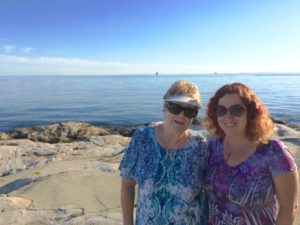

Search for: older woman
xmin=119 ymin=80 xmax=208 ymax=225
xmin=204 ymin=82 xmax=299 ymax=225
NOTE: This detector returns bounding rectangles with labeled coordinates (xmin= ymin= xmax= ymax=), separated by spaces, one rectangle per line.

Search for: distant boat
xmin=156 ymin=72 xmax=159 ymax=76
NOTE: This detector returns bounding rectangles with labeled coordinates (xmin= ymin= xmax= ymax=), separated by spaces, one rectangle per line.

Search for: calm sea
xmin=0 ymin=74 xmax=299 ymax=131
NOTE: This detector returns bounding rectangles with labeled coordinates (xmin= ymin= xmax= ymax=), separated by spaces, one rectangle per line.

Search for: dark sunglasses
xmin=166 ymin=102 xmax=198 ymax=119
xmin=215 ymin=104 xmax=247 ymax=117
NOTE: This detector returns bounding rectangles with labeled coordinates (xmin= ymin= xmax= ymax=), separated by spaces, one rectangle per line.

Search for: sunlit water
xmin=0 ymin=74 xmax=299 ymax=131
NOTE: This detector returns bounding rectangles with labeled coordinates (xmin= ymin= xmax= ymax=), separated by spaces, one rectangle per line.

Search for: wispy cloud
xmin=20 ymin=47 xmax=34 ymax=54
xmin=1 ymin=45 xmax=35 ymax=54
xmin=3 ymin=45 xmax=16 ymax=53
xmin=0 ymin=55 xmax=212 ymax=75
xmin=0 ymin=54 xmax=299 ymax=75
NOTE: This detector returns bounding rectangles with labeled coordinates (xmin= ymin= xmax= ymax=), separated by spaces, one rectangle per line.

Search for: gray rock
xmin=0 ymin=122 xmax=112 ymax=143
xmin=0 ymin=135 xmax=129 ymax=177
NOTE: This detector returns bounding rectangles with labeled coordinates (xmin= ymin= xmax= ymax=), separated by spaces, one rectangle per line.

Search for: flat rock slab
xmin=10 ymin=170 xmax=121 ymax=213
xmin=0 ymin=196 xmax=32 ymax=211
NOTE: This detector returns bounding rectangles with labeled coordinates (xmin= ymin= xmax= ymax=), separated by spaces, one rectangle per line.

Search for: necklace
xmin=223 ymin=140 xmax=257 ymax=164
xmin=224 ymin=151 xmax=233 ymax=163
xmin=224 ymin=150 xmax=241 ymax=163
xmin=167 ymin=151 xmax=175 ymax=161
xmin=223 ymin=142 xmax=243 ymax=163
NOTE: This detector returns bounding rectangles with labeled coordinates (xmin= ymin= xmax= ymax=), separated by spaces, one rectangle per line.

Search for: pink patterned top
xmin=205 ymin=137 xmax=297 ymax=225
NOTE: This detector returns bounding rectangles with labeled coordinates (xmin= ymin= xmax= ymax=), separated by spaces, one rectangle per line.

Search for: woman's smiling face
xmin=164 ymin=102 xmax=195 ymax=133
xmin=216 ymin=93 xmax=248 ymax=137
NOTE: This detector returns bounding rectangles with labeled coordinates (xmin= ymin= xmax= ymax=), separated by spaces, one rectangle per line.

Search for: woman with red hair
xmin=204 ymin=83 xmax=299 ymax=225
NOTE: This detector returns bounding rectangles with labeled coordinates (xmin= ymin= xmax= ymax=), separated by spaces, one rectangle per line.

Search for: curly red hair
xmin=205 ymin=83 xmax=274 ymax=144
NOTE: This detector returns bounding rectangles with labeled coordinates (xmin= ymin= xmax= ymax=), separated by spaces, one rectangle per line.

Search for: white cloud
xmin=1 ymin=45 xmax=35 ymax=54
xmin=3 ymin=45 xmax=16 ymax=53
xmin=20 ymin=47 xmax=34 ymax=54
xmin=0 ymin=55 xmax=212 ymax=75
xmin=0 ymin=54 xmax=299 ymax=76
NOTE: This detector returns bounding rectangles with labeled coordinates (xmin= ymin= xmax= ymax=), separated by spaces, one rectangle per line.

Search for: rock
xmin=0 ymin=196 xmax=32 ymax=211
xmin=0 ymin=135 xmax=129 ymax=177
xmin=271 ymin=117 xmax=287 ymax=125
xmin=89 ymin=135 xmax=129 ymax=148
xmin=192 ymin=117 xmax=202 ymax=125
xmin=0 ymin=122 xmax=112 ymax=143
xmin=275 ymin=124 xmax=300 ymax=137
xmin=0 ymin=132 xmax=10 ymax=141
xmin=111 ymin=126 xmax=138 ymax=137
xmin=0 ymin=206 xmax=84 ymax=225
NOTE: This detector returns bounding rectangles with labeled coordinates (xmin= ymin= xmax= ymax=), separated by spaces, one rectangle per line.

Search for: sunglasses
xmin=166 ymin=102 xmax=198 ymax=119
xmin=215 ymin=104 xmax=247 ymax=117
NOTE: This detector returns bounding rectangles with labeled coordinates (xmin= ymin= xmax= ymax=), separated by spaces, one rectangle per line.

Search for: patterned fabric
xmin=119 ymin=125 xmax=209 ymax=225
xmin=205 ymin=136 xmax=297 ymax=225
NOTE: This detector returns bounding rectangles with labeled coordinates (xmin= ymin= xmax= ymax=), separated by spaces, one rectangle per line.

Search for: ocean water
xmin=0 ymin=74 xmax=299 ymax=131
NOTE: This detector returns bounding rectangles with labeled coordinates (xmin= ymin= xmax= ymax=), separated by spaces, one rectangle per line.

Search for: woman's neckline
xmin=220 ymin=138 xmax=259 ymax=168
xmin=152 ymin=125 xmax=191 ymax=152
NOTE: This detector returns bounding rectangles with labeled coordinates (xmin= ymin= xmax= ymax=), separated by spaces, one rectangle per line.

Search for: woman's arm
xmin=273 ymin=170 xmax=299 ymax=225
xmin=121 ymin=178 xmax=137 ymax=225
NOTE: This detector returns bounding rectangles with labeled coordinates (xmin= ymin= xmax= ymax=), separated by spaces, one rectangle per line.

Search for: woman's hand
xmin=121 ymin=178 xmax=136 ymax=225
xmin=274 ymin=170 xmax=299 ymax=225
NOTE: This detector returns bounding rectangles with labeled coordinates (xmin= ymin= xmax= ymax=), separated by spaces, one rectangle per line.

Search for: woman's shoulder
xmin=119 ymin=125 xmax=158 ymax=180
xmin=263 ymin=138 xmax=295 ymax=159
xmin=128 ymin=125 xmax=157 ymax=148
xmin=261 ymin=138 xmax=287 ymax=152
xmin=187 ymin=130 xmax=209 ymax=159
xmin=132 ymin=125 xmax=154 ymax=138
xmin=189 ymin=129 xmax=207 ymax=145
xmin=262 ymin=138 xmax=297 ymax=175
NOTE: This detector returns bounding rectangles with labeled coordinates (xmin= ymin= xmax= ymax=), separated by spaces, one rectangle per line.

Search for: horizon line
xmin=1 ymin=72 xmax=300 ymax=77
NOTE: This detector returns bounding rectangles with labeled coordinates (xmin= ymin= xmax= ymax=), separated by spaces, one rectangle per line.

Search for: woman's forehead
xmin=169 ymin=101 xmax=197 ymax=108
xmin=218 ymin=93 xmax=243 ymax=104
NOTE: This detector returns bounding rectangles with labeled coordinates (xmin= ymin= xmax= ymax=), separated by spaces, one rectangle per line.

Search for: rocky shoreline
xmin=0 ymin=121 xmax=299 ymax=225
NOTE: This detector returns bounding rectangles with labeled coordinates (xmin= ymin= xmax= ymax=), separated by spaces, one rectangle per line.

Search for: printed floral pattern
xmin=205 ymin=137 xmax=297 ymax=225
xmin=119 ymin=125 xmax=208 ymax=225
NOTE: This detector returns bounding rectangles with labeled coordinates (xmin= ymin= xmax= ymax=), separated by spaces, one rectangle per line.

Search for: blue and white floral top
xmin=119 ymin=125 xmax=209 ymax=225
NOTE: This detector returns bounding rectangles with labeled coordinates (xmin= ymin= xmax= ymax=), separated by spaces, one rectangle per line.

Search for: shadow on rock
xmin=0 ymin=178 xmax=33 ymax=194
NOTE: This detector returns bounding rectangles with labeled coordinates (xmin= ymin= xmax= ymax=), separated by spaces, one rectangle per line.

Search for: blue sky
xmin=1 ymin=0 xmax=300 ymax=75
